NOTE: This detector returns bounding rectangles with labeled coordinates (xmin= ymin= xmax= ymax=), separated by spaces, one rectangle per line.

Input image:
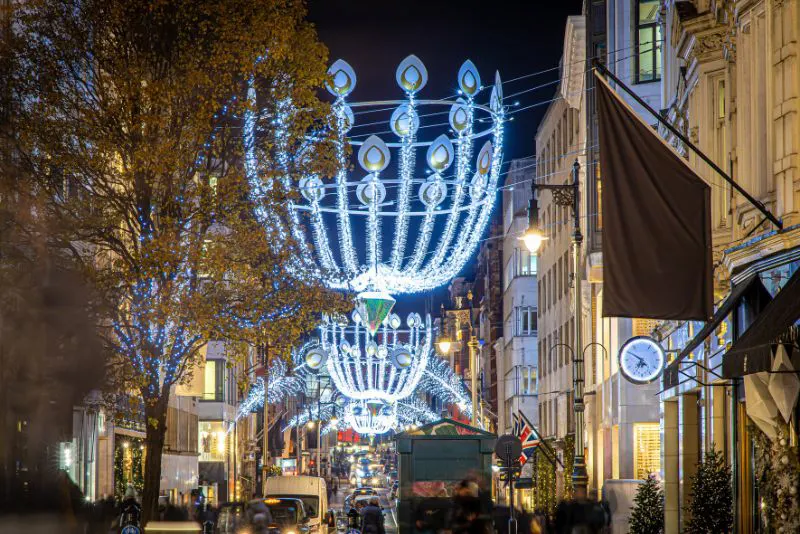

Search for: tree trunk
xmin=142 ymin=393 xmax=168 ymax=525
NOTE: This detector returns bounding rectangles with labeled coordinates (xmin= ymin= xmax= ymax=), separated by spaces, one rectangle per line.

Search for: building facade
xmin=535 ymin=15 xmax=587 ymax=500
xmin=527 ymin=5 xmax=665 ymax=525
xmin=500 ymin=158 xmax=539 ymax=438
xmin=581 ymin=3 xmax=666 ymax=527
xmin=473 ymin=220 xmax=505 ymax=431
xmin=584 ymin=0 xmax=665 ymax=516
xmin=657 ymin=1 xmax=800 ymax=533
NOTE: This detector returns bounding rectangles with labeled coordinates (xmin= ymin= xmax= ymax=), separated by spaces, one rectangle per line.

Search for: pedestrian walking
xmin=451 ymin=480 xmax=490 ymax=534
xmin=119 ymin=484 xmax=142 ymax=530
xmin=554 ymin=499 xmax=609 ymax=534
xmin=347 ymin=504 xmax=361 ymax=532
xmin=360 ymin=496 xmax=385 ymax=534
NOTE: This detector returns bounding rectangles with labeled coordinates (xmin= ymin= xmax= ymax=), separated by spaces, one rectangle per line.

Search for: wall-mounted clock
xmin=618 ymin=336 xmax=666 ymax=385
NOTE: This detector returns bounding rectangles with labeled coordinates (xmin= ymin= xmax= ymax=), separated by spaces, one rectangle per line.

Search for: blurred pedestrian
xmin=347 ymin=504 xmax=361 ymax=531
xmin=493 ymin=505 xmax=533 ymax=534
xmin=360 ymin=496 xmax=385 ymax=534
xmin=119 ymin=484 xmax=142 ymax=529
xmin=451 ymin=480 xmax=490 ymax=534
xmin=251 ymin=512 xmax=270 ymax=534
xmin=554 ymin=499 xmax=609 ymax=534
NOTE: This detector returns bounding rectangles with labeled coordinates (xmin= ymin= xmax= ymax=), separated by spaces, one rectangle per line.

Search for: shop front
xmin=660 ymin=235 xmax=800 ymax=534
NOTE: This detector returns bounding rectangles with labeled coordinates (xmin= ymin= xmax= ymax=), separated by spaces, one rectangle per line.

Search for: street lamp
xmin=520 ymin=227 xmax=548 ymax=254
xmin=526 ymin=160 xmax=588 ymax=499
xmin=438 ymin=301 xmax=480 ymax=427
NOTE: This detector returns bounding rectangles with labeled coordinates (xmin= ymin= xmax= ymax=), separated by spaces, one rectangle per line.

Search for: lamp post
xmin=521 ymin=159 xmax=588 ymax=499
xmin=307 ymin=420 xmax=319 ymax=476
xmin=260 ymin=340 xmax=270 ymax=495
xmin=436 ymin=326 xmax=479 ymax=427
xmin=305 ymin=378 xmax=338 ymax=478
xmin=468 ymin=335 xmax=479 ymax=427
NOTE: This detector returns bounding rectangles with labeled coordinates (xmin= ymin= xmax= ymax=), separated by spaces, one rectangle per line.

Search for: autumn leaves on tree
xmin=6 ymin=0 xmax=347 ymax=522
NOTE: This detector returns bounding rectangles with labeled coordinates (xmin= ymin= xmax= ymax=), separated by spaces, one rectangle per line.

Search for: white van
xmin=264 ymin=475 xmax=328 ymax=534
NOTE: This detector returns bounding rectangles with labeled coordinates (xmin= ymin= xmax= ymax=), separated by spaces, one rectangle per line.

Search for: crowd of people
xmin=409 ymin=477 xmax=611 ymax=534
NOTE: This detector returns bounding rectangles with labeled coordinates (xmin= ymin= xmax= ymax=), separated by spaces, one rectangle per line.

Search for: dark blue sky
xmin=307 ymin=0 xmax=583 ymax=315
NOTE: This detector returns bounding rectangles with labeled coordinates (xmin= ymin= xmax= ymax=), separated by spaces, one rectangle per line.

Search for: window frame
xmin=634 ymin=0 xmax=661 ymax=83
xmin=515 ymin=306 xmax=538 ymax=336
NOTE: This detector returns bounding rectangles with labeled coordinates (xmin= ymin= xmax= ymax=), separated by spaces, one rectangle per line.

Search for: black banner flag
xmin=595 ymin=72 xmax=712 ymax=321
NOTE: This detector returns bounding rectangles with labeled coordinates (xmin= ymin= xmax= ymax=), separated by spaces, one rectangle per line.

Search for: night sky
xmin=307 ymin=0 xmax=583 ymax=314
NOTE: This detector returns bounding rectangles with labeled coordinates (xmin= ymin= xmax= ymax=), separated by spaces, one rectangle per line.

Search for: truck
xmin=264 ymin=475 xmax=329 ymax=534
xmin=394 ymin=418 xmax=496 ymax=533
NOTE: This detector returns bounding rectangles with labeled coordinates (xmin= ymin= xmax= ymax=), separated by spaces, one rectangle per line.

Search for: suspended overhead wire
xmin=345 ymin=40 xmax=663 ymax=140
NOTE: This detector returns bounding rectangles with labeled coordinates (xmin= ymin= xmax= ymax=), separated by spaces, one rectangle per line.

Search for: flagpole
xmin=592 ymin=58 xmax=783 ymax=231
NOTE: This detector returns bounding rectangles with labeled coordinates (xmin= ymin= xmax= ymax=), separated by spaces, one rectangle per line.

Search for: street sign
xmin=494 ymin=434 xmax=522 ymax=463
xmin=494 ymin=434 xmax=522 ymax=534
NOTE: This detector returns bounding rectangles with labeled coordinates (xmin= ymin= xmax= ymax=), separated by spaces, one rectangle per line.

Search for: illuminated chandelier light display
xmin=280 ymin=396 xmax=438 ymax=437
xmin=344 ymin=399 xmax=398 ymax=435
xmin=235 ymin=348 xmax=471 ymax=435
xmin=305 ymin=308 xmax=431 ymax=403
xmin=247 ymin=55 xmax=505 ymax=296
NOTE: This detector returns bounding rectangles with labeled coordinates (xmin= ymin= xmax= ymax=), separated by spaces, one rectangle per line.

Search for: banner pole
xmin=592 ymin=58 xmax=782 ymax=230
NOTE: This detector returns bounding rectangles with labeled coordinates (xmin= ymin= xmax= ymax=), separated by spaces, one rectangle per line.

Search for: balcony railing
xmin=114 ymin=395 xmax=146 ymax=432
xmin=198 ymin=392 xmax=224 ymax=402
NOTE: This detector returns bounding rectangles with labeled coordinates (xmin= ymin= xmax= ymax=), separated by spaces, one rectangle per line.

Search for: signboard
xmin=279 ymin=458 xmax=296 ymax=477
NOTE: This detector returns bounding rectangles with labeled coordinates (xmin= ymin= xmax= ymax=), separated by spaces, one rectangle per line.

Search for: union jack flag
xmin=512 ymin=411 xmax=541 ymax=466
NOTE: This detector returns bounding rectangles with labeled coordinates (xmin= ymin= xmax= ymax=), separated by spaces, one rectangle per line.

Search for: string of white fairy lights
xmin=247 ymin=55 xmax=506 ymax=295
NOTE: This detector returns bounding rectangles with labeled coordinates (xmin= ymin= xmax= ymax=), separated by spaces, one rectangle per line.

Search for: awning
xmin=722 ymin=267 xmax=800 ymax=378
xmin=662 ymin=274 xmax=762 ymax=389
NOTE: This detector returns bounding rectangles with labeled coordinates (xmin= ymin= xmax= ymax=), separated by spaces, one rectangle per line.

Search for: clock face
xmin=618 ymin=336 xmax=665 ymax=385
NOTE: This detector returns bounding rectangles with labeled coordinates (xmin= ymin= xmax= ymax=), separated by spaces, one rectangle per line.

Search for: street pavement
xmin=330 ymin=481 xmax=397 ymax=533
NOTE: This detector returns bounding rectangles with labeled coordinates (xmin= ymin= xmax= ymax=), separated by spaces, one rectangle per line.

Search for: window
xmin=516 ymin=306 xmax=537 ymax=336
xmin=202 ymin=360 xmax=224 ymax=401
xmin=519 ymin=249 xmax=537 ymax=276
xmin=520 ymin=367 xmax=529 ymax=395
xmin=199 ymin=421 xmax=226 ymax=462
xmin=713 ymin=77 xmax=729 ymax=226
xmin=633 ymin=423 xmax=661 ymax=479
xmin=612 ymin=424 xmax=620 ymax=479
xmin=635 ymin=0 xmax=661 ymax=82
xmin=520 ymin=366 xmax=537 ymax=395
xmin=504 ymin=256 xmax=515 ymax=291
xmin=595 ymin=160 xmax=603 ymax=230
xmin=557 ymin=257 xmax=563 ymax=297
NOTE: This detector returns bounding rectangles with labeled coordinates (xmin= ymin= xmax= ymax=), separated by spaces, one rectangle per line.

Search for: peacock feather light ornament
xmin=246 ymin=55 xmax=505 ymax=298
xmin=308 ymin=309 xmax=431 ymax=403
xmin=235 ymin=346 xmax=473 ymax=435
